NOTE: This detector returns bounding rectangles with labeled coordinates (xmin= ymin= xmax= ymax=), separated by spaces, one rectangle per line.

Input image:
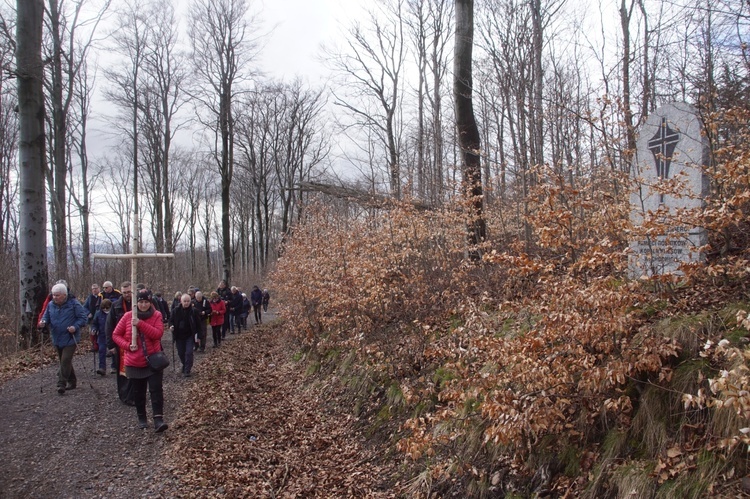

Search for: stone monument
xmin=629 ymin=102 xmax=710 ymax=277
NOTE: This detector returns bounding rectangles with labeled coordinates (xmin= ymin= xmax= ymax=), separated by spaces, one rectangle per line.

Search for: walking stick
xmin=171 ymin=328 xmax=176 ymax=373
xmin=39 ymin=328 xmax=45 ymax=393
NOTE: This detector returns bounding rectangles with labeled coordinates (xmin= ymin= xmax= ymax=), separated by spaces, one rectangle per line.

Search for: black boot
xmin=153 ymin=415 xmax=168 ymax=433
xmin=152 ymin=385 xmax=168 ymax=432
xmin=136 ymin=405 xmax=148 ymax=429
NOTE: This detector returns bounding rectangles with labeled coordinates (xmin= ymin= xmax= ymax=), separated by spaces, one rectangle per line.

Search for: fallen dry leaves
xmin=163 ymin=322 xmax=402 ymax=498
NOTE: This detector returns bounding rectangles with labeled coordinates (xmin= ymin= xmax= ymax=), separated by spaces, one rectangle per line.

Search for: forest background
xmin=2 ymin=0 xmax=750 ymax=495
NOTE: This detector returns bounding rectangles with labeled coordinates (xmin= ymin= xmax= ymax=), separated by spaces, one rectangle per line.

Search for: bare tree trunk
xmin=620 ymin=0 xmax=636 ymax=165
xmin=530 ymin=0 xmax=545 ymax=169
xmin=17 ymin=0 xmax=48 ymax=346
xmin=454 ymin=0 xmax=486 ymax=256
xmin=190 ymin=0 xmax=258 ymax=285
xmin=48 ymin=0 xmax=68 ymax=279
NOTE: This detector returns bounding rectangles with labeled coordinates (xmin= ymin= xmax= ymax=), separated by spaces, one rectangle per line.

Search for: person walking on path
xmin=192 ymin=291 xmax=211 ymax=352
xmin=82 ymin=283 xmax=101 ymax=323
xmin=170 ymin=294 xmax=200 ymax=377
xmin=82 ymin=283 xmax=102 ymax=352
xmin=112 ymin=288 xmax=168 ymax=432
xmin=262 ymin=288 xmax=270 ymax=312
xmin=241 ymin=293 xmax=251 ymax=329
xmin=38 ymin=283 xmax=88 ymax=395
xmin=217 ymin=280 xmax=232 ymax=339
xmin=105 ymin=282 xmax=134 ymax=404
xmin=209 ymin=292 xmax=226 ymax=347
xmin=228 ymin=286 xmax=244 ymax=334
xmin=250 ymin=285 xmax=263 ymax=325
xmin=91 ymin=298 xmax=112 ymax=375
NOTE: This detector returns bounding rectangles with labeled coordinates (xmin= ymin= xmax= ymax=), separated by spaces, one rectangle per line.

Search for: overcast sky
xmin=256 ymin=0 xmax=367 ymax=82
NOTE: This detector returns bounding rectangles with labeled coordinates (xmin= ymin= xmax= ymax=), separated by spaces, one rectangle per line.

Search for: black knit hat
xmin=136 ymin=288 xmax=153 ymax=302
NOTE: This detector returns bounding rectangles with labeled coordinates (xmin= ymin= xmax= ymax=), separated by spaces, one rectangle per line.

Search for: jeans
xmin=174 ymin=338 xmax=194 ymax=374
xmin=55 ymin=344 xmax=77 ymax=388
xmin=97 ymin=330 xmax=107 ymax=370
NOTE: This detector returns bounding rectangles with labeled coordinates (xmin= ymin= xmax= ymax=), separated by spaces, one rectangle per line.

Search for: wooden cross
xmin=92 ymin=249 xmax=174 ymax=348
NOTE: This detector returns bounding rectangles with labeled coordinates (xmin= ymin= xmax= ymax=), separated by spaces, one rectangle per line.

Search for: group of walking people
xmin=37 ymin=278 xmax=270 ymax=433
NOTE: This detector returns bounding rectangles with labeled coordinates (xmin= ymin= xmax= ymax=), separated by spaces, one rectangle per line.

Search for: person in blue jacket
xmin=38 ymin=282 xmax=88 ymax=395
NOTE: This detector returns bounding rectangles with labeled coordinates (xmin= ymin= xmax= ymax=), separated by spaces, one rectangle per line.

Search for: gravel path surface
xmin=0 ymin=310 xmax=402 ymax=498
xmin=0 ymin=315 xmax=269 ymax=499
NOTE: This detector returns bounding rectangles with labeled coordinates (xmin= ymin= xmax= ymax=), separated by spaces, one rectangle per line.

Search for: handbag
xmin=140 ymin=332 xmax=170 ymax=371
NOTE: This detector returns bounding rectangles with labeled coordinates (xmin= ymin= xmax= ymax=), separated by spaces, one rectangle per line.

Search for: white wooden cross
xmin=92 ymin=247 xmax=174 ymax=348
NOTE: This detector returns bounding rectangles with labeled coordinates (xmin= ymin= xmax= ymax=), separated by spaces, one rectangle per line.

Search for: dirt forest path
xmin=0 ymin=310 xmax=401 ymax=498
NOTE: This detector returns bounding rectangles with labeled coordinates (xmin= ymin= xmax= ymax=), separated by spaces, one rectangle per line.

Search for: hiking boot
xmin=153 ymin=416 xmax=168 ymax=433
xmin=96 ymin=369 xmax=106 ymax=376
xmin=66 ymin=383 xmax=76 ymax=390
xmin=57 ymin=386 xmax=65 ymax=395
xmin=137 ymin=414 xmax=148 ymax=429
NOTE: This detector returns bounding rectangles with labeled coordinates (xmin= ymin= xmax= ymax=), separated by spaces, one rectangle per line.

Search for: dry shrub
xmin=270 ymin=108 xmax=750 ymax=495
xmin=271 ymin=201 xmax=469 ymax=353
xmin=0 ymin=252 xmax=19 ymax=356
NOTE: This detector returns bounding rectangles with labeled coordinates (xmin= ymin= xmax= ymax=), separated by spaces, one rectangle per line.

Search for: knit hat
xmin=136 ymin=288 xmax=153 ymax=302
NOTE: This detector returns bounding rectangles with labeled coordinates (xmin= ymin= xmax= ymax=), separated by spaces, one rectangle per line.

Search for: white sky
xmin=256 ymin=0 xmax=366 ymax=82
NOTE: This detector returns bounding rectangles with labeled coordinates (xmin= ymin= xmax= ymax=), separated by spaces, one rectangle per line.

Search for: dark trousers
xmin=174 ymin=338 xmax=194 ymax=374
xmin=253 ymin=305 xmax=262 ymax=324
xmin=113 ymin=345 xmax=133 ymax=404
xmin=196 ymin=321 xmax=208 ymax=351
xmin=221 ymin=311 xmax=230 ymax=338
xmin=130 ymin=371 xmax=164 ymax=417
xmin=232 ymin=312 xmax=243 ymax=332
xmin=212 ymin=325 xmax=222 ymax=346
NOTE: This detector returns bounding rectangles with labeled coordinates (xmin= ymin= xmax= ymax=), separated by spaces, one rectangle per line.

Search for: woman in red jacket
xmin=113 ymin=288 xmax=168 ymax=432
xmin=209 ymin=291 xmax=226 ymax=348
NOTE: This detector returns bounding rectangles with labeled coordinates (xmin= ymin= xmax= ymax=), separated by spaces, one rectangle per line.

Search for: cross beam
xmin=92 ymin=251 xmax=174 ymax=347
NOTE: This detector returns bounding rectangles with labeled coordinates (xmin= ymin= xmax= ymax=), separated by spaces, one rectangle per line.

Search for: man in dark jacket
xmin=154 ymin=291 xmax=171 ymax=323
xmin=105 ymin=281 xmax=133 ymax=404
xmin=229 ymin=286 xmax=244 ymax=334
xmin=250 ymin=285 xmax=263 ymax=325
xmin=100 ymin=281 xmax=122 ymax=302
xmin=170 ymin=293 xmax=201 ymax=377
xmin=82 ymin=283 xmax=101 ymax=323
